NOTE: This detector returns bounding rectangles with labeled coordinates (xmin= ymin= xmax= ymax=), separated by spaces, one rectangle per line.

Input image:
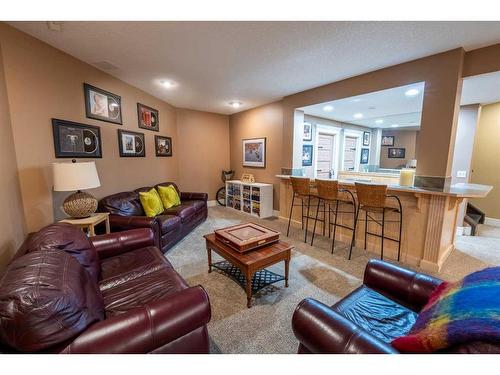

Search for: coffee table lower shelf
xmin=211 ymin=260 xmax=285 ymax=295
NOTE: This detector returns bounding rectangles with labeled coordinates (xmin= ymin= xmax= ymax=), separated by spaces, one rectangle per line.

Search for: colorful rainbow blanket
xmin=392 ymin=266 xmax=500 ymax=352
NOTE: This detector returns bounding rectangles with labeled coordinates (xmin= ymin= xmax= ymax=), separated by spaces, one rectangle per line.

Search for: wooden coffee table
xmin=204 ymin=233 xmax=292 ymax=308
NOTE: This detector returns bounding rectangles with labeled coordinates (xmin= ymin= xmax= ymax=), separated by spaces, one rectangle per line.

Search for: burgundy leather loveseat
xmin=98 ymin=182 xmax=208 ymax=253
xmin=0 ymin=223 xmax=211 ymax=354
xmin=292 ymin=259 xmax=499 ymax=354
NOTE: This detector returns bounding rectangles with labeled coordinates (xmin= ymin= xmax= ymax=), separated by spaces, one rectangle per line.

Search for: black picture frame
xmin=137 ymin=103 xmax=160 ymax=132
xmin=52 ymin=118 xmax=102 ymax=158
xmin=363 ymin=131 xmax=370 ymax=146
xmin=303 ymin=122 xmax=312 ymax=141
xmin=84 ymin=83 xmax=123 ymax=125
xmin=302 ymin=145 xmax=313 ymax=166
xmin=118 ymin=129 xmax=145 ymax=157
xmin=242 ymin=137 xmax=266 ymax=168
xmin=360 ymin=148 xmax=369 ymax=164
xmin=155 ymin=135 xmax=172 ymax=157
xmin=381 ymin=135 xmax=395 ymax=146
xmin=388 ymin=147 xmax=406 ymax=159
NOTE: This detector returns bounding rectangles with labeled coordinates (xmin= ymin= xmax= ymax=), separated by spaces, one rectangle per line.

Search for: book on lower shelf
xmin=243 ymin=200 xmax=251 ymax=213
xmin=252 ymin=202 xmax=260 ymax=216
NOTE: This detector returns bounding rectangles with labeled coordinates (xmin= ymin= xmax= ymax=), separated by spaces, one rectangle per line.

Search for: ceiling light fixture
xmin=229 ymin=101 xmax=242 ymax=109
xmin=391 ymin=124 xmax=399 ymax=128
xmin=353 ymin=113 xmax=364 ymax=119
xmin=405 ymin=88 xmax=420 ymax=97
xmin=352 ymin=98 xmax=361 ymax=103
xmin=160 ymin=80 xmax=175 ymax=89
xmin=375 ymin=119 xmax=384 ymax=124
xmin=323 ymin=105 xmax=334 ymax=112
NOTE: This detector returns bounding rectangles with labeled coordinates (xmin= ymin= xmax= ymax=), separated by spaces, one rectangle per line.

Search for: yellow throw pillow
xmin=157 ymin=184 xmax=181 ymax=209
xmin=139 ymin=188 xmax=164 ymax=217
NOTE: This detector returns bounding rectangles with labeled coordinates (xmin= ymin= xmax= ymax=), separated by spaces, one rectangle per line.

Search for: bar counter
xmin=277 ymin=175 xmax=492 ymax=272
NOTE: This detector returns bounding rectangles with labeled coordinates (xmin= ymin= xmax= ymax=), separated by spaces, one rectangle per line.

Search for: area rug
xmin=166 ymin=206 xmax=491 ymax=354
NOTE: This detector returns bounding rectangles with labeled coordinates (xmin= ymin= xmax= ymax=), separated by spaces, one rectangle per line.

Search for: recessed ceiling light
xmin=323 ymin=105 xmax=334 ymax=112
xmin=229 ymin=101 xmax=242 ymax=109
xmin=391 ymin=124 xmax=399 ymax=128
xmin=353 ymin=113 xmax=364 ymax=119
xmin=375 ymin=119 xmax=384 ymax=124
xmin=405 ymin=88 xmax=420 ymax=97
xmin=160 ymin=80 xmax=175 ymax=88
xmin=352 ymin=98 xmax=361 ymax=103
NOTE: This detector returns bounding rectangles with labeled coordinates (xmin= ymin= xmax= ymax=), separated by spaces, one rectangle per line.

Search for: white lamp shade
xmin=53 ymin=161 xmax=101 ymax=192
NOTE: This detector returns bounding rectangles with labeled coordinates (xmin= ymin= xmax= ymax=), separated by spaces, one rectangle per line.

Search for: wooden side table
xmin=59 ymin=212 xmax=110 ymax=237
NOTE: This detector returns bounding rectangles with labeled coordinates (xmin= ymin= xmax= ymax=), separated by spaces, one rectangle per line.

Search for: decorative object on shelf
xmin=302 ymin=145 xmax=313 ymax=166
xmin=242 ymin=137 xmax=266 ymax=168
xmin=399 ymin=168 xmax=416 ymax=187
xmin=388 ymin=147 xmax=406 ymax=158
xmin=241 ymin=173 xmax=255 ymax=183
xmin=154 ymin=135 xmax=172 ymax=157
xmin=118 ymin=129 xmax=145 ymax=157
xmin=407 ymin=159 xmax=417 ymax=169
xmin=53 ymin=160 xmax=101 ymax=218
xmin=363 ymin=131 xmax=370 ymax=146
xmin=84 ymin=83 xmax=122 ymax=125
xmin=381 ymin=135 xmax=395 ymax=146
xmin=303 ymin=122 xmax=312 ymax=141
xmin=137 ymin=103 xmax=159 ymax=132
xmin=52 ymin=118 xmax=102 ymax=158
xmin=360 ymin=148 xmax=369 ymax=164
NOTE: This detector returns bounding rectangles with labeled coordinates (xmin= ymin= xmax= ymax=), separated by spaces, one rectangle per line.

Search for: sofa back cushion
xmin=23 ymin=223 xmax=100 ymax=283
xmin=98 ymin=191 xmax=144 ymax=216
xmin=0 ymin=251 xmax=105 ymax=352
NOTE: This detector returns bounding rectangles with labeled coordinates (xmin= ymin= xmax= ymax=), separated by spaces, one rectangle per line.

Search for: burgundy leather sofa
xmin=98 ymin=182 xmax=208 ymax=253
xmin=0 ymin=223 xmax=211 ymax=354
xmin=292 ymin=259 xmax=499 ymax=354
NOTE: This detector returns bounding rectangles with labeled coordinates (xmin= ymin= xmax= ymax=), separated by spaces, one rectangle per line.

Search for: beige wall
xmin=229 ymin=101 xmax=283 ymax=209
xmin=0 ymin=43 xmax=26 ymax=270
xmin=379 ymin=129 xmax=419 ymax=169
xmin=176 ymin=108 xmax=230 ymax=200
xmin=470 ymin=102 xmax=500 ymax=219
xmin=0 ymin=23 xmax=228 ymax=233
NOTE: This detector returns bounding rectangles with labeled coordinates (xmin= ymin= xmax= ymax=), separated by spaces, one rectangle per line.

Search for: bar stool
xmin=350 ymin=182 xmax=403 ymax=261
xmin=286 ymin=177 xmax=317 ymax=243
xmin=310 ymin=179 xmax=357 ymax=256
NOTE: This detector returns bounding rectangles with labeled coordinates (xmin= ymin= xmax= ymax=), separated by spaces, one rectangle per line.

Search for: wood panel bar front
xmin=277 ymin=176 xmax=492 ymax=272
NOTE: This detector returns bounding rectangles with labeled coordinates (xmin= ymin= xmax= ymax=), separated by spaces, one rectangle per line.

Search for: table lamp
xmin=53 ymin=160 xmax=101 ymax=218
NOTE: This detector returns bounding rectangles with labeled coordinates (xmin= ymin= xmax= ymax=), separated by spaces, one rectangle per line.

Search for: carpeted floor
xmin=166 ymin=206 xmax=492 ymax=354
xmin=455 ymin=224 xmax=500 ymax=265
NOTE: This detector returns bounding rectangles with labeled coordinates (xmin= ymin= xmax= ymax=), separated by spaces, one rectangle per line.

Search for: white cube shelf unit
xmin=225 ymin=180 xmax=274 ymax=219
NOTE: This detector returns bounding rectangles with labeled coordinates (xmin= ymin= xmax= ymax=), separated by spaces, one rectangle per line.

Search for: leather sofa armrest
xmin=180 ymin=192 xmax=208 ymax=201
xmin=363 ymin=259 xmax=443 ymax=312
xmin=292 ymin=298 xmax=398 ymax=354
xmin=108 ymin=214 xmax=161 ymax=249
xmin=90 ymin=228 xmax=155 ymax=260
xmin=61 ymin=286 xmax=211 ymax=354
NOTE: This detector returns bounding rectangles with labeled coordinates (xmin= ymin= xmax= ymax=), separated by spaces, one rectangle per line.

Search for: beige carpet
xmin=166 ymin=206 xmax=491 ymax=354
xmin=455 ymin=224 xmax=500 ymax=265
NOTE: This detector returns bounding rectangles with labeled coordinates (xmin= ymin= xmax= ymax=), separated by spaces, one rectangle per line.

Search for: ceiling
xmin=8 ymin=21 xmax=500 ymax=114
xmin=301 ymin=82 xmax=425 ymax=129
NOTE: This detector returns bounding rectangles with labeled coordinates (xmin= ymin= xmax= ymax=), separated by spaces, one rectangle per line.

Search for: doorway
xmin=343 ymin=135 xmax=358 ymax=171
xmin=316 ymin=133 xmax=336 ymax=178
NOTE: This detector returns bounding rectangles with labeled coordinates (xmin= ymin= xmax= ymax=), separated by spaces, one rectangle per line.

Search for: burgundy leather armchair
xmin=98 ymin=182 xmax=208 ymax=253
xmin=0 ymin=223 xmax=211 ymax=354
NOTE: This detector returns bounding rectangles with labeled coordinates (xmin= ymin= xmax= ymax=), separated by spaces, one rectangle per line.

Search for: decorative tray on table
xmin=214 ymin=222 xmax=280 ymax=253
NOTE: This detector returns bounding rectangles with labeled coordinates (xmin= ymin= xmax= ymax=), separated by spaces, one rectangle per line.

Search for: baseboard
xmin=207 ymin=200 xmax=217 ymax=207
xmin=485 ymin=217 xmax=500 ymax=227
xmin=273 ymin=210 xmax=280 ymax=217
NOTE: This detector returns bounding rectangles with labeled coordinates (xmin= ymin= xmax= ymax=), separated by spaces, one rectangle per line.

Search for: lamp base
xmin=63 ymin=190 xmax=98 ymax=218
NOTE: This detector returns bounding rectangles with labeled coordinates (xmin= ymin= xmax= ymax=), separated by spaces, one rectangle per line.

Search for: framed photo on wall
xmin=381 ymin=135 xmax=395 ymax=146
xmin=242 ymin=138 xmax=266 ymax=168
xmin=84 ymin=83 xmax=123 ymax=125
xmin=388 ymin=147 xmax=405 ymax=159
xmin=137 ymin=103 xmax=159 ymax=132
xmin=155 ymin=135 xmax=172 ymax=157
xmin=360 ymin=148 xmax=369 ymax=164
xmin=302 ymin=145 xmax=313 ymax=166
xmin=118 ymin=129 xmax=145 ymax=157
xmin=303 ymin=122 xmax=312 ymax=141
xmin=52 ymin=118 xmax=102 ymax=158
xmin=363 ymin=131 xmax=370 ymax=146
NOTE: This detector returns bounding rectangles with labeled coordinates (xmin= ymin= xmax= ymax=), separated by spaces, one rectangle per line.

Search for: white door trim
xmin=343 ymin=129 xmax=363 ymax=172
xmin=314 ymin=124 xmax=340 ymax=179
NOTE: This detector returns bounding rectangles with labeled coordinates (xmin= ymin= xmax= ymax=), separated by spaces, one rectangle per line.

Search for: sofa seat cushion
xmin=332 ymin=286 xmax=418 ymax=344
xmin=99 ymin=246 xmax=172 ymax=282
xmin=156 ymin=214 xmax=182 ymax=235
xmin=181 ymin=200 xmax=206 ymax=213
xmin=101 ymin=267 xmax=189 ymax=317
xmin=163 ymin=204 xmax=196 ymax=223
